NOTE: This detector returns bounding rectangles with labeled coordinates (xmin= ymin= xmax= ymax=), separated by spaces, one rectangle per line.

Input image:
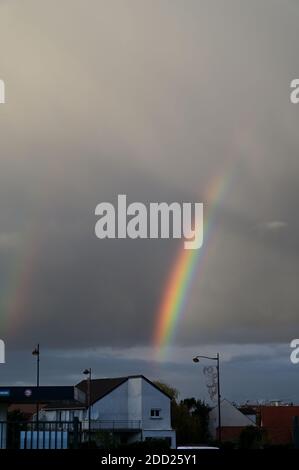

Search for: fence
xmin=0 ymin=419 xmax=142 ymax=449
xmin=0 ymin=419 xmax=82 ymax=449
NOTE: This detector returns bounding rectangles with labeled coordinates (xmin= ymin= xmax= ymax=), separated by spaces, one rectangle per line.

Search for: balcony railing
xmin=81 ymin=420 xmax=141 ymax=431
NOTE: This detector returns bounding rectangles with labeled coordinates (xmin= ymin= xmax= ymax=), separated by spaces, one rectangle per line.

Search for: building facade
xmin=41 ymin=375 xmax=176 ymax=448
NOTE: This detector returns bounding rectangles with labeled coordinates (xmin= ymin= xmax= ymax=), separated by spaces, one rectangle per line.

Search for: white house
xmin=41 ymin=375 xmax=176 ymax=448
xmin=209 ymin=399 xmax=256 ymax=441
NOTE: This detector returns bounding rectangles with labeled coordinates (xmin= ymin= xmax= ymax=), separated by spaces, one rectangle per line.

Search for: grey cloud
xmin=1 ymin=343 xmax=299 ymax=403
xmin=0 ymin=0 xmax=298 ymax=398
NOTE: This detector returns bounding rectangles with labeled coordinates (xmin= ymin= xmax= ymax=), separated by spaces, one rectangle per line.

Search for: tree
xmin=172 ymin=401 xmax=201 ymax=445
xmin=7 ymin=409 xmax=28 ymax=449
xmin=153 ymin=382 xmax=211 ymax=445
xmin=181 ymin=398 xmax=211 ymax=442
xmin=7 ymin=409 xmax=28 ymax=422
xmin=153 ymin=381 xmax=179 ymax=402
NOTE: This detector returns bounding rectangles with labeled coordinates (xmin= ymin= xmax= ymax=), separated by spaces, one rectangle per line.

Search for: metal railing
xmin=81 ymin=420 xmax=141 ymax=431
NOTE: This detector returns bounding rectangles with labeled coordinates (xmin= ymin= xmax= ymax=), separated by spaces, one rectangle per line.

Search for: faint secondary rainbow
xmin=153 ymin=172 xmax=232 ymax=359
xmin=0 ymin=227 xmax=42 ymax=336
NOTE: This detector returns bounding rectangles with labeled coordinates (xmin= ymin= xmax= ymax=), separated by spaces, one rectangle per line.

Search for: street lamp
xmin=32 ymin=344 xmax=40 ymax=427
xmin=192 ymin=353 xmax=222 ymax=444
xmin=83 ymin=368 xmax=92 ymax=446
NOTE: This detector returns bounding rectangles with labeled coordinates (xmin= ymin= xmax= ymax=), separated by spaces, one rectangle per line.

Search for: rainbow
xmin=2 ymin=227 xmax=41 ymax=336
xmin=153 ymin=173 xmax=231 ymax=359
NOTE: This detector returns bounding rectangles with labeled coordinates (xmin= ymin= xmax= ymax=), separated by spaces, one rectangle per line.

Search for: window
xmin=150 ymin=409 xmax=161 ymax=418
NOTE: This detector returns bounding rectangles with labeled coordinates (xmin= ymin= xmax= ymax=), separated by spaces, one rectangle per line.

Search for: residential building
xmin=259 ymin=405 xmax=299 ymax=446
xmin=0 ymin=385 xmax=85 ymax=449
xmin=41 ymin=375 xmax=176 ymax=448
xmin=209 ymin=399 xmax=256 ymax=442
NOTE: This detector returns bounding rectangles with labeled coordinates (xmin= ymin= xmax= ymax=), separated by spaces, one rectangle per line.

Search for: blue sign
xmin=0 ymin=390 xmax=10 ymax=397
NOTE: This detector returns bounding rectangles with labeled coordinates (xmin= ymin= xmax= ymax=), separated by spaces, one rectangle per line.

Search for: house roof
xmin=8 ymin=404 xmax=41 ymax=418
xmin=76 ymin=375 xmax=172 ymax=405
xmin=3 ymin=376 xmax=172 ymax=412
xmin=209 ymin=399 xmax=257 ymax=428
xmin=76 ymin=377 xmax=127 ymax=405
xmin=0 ymin=386 xmax=80 ymax=404
xmin=43 ymin=400 xmax=85 ymax=411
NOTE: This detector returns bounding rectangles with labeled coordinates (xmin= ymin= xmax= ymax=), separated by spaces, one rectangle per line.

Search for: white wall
xmin=91 ymin=380 xmax=129 ymax=421
xmin=128 ymin=377 xmax=142 ymax=422
xmin=141 ymin=379 xmax=171 ymax=430
xmin=91 ymin=377 xmax=172 ymax=432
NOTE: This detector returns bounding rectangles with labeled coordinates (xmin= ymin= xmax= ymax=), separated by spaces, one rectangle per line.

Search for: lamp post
xmin=193 ymin=353 xmax=221 ymax=444
xmin=83 ymin=368 xmax=92 ymax=446
xmin=32 ymin=344 xmax=40 ymax=427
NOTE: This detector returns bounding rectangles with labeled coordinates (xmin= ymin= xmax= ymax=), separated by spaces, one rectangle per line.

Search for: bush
xmin=238 ymin=426 xmax=266 ymax=449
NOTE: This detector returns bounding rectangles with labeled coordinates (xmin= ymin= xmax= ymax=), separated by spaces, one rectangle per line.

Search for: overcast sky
xmin=0 ymin=0 xmax=299 ymax=402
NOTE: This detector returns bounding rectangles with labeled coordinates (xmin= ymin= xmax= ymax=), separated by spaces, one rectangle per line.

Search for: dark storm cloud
xmin=5 ymin=159 xmax=197 ymax=349
xmin=2 ymin=343 xmax=299 ymax=403
xmin=0 ymin=0 xmax=298 ymax=362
